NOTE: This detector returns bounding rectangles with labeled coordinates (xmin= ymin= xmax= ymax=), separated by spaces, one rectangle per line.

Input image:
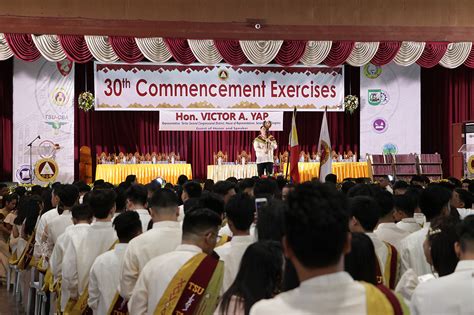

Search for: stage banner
xmin=159 ymin=110 xmax=283 ymax=131
xmin=13 ymin=58 xmax=75 ymax=184
xmin=94 ymin=63 xmax=344 ymax=112
xmin=360 ymin=62 xmax=420 ymax=157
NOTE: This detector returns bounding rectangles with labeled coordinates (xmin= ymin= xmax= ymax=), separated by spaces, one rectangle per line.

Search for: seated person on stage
xmin=411 ymin=216 xmax=474 ymax=314
xmin=88 ymin=211 xmax=142 ymax=315
xmin=119 ymin=189 xmax=182 ymax=301
xmin=126 ymin=184 xmax=151 ymax=233
xmin=374 ymin=190 xmax=411 ymax=251
xmin=349 ymin=196 xmax=400 ymax=289
xmin=399 ymin=185 xmax=451 ymax=276
xmin=128 ymin=208 xmax=223 ymax=315
xmin=62 ymin=189 xmax=118 ymax=310
xmin=50 ymin=204 xmax=93 ymax=313
xmin=251 ymin=182 xmax=408 ymax=315
xmin=215 ymin=193 xmax=256 ymax=294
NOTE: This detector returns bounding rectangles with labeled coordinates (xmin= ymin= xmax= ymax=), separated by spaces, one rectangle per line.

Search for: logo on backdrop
xmin=382 ymin=143 xmax=398 ymax=155
xmin=51 ymin=88 xmax=69 ymax=106
xmin=56 ymin=59 xmax=73 ymax=77
xmin=372 ymin=118 xmax=388 ymax=133
xmin=319 ymin=140 xmax=331 ymax=165
xmin=468 ymin=156 xmax=474 ymax=175
xmin=34 ymin=158 xmax=59 ymax=182
xmin=368 ymin=89 xmax=390 ymax=106
xmin=218 ymin=69 xmax=229 ymax=81
xmin=16 ymin=165 xmax=34 ymax=184
xmin=364 ymin=64 xmax=382 ymax=79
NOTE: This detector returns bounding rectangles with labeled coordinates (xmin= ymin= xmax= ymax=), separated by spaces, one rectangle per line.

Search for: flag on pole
xmin=289 ymin=107 xmax=300 ymax=183
xmin=318 ymin=108 xmax=332 ymax=182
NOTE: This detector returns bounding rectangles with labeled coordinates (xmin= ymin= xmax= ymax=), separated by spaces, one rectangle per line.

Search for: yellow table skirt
xmin=206 ymin=162 xmax=368 ymax=182
xmin=95 ymin=164 xmax=192 ymax=185
xmin=284 ymin=162 xmax=369 ymax=182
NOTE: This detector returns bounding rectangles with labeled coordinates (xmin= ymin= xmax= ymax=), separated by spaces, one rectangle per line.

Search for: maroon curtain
xmin=274 ymin=41 xmax=307 ymax=67
xmin=75 ymin=63 xmax=360 ymax=181
xmin=109 ymin=36 xmax=144 ymax=63
xmin=4 ymin=34 xmax=40 ymax=62
xmin=214 ymin=40 xmax=247 ymax=66
xmin=58 ymin=35 xmax=93 ymax=64
xmin=416 ymin=42 xmax=449 ymax=68
xmin=0 ymin=60 xmax=13 ymax=181
xmin=164 ymin=39 xmax=196 ymax=65
xmin=323 ymin=41 xmax=355 ymax=67
xmin=371 ymin=42 xmax=401 ymax=66
xmin=421 ymin=65 xmax=474 ymax=176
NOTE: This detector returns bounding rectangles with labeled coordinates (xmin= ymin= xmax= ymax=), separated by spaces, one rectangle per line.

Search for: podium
xmin=458 ymin=144 xmax=474 ymax=179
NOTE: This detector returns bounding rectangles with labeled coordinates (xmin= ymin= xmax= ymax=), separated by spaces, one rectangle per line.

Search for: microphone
xmin=37 ymin=135 xmax=41 ymax=140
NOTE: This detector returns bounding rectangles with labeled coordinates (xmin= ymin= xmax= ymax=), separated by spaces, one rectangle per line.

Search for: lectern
xmin=458 ymin=144 xmax=474 ymax=179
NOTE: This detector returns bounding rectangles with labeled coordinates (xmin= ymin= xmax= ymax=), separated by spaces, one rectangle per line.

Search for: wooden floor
xmin=0 ymin=283 xmax=26 ymax=315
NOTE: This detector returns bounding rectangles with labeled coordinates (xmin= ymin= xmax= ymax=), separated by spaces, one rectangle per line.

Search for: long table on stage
xmin=95 ymin=164 xmax=193 ymax=185
xmin=207 ymin=162 xmax=369 ymax=182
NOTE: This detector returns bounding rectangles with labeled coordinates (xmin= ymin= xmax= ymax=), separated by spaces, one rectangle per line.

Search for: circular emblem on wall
xmin=368 ymin=89 xmax=390 ymax=106
xmin=380 ymin=90 xmax=390 ymax=105
xmin=468 ymin=156 xmax=474 ymax=174
xmin=218 ymin=69 xmax=229 ymax=81
xmin=382 ymin=143 xmax=398 ymax=155
xmin=372 ymin=118 xmax=388 ymax=133
xmin=34 ymin=158 xmax=59 ymax=182
xmin=16 ymin=165 xmax=34 ymax=184
xmin=363 ymin=64 xmax=382 ymax=79
xmin=51 ymin=88 xmax=68 ymax=106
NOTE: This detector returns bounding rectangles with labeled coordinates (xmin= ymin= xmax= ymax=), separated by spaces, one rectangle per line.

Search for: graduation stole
xmin=65 ymin=240 xmax=119 ymax=315
xmin=215 ymin=234 xmax=232 ymax=248
xmin=17 ymin=232 xmax=36 ymax=270
xmin=374 ymin=242 xmax=399 ymax=290
xmin=153 ymin=252 xmax=223 ymax=315
xmin=361 ymin=282 xmax=409 ymax=315
xmin=107 ymin=293 xmax=128 ymax=315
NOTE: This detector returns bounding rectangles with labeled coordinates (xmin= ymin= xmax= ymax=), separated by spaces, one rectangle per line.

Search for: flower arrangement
xmin=344 ymin=95 xmax=359 ymax=114
xmin=78 ymin=91 xmax=95 ymax=112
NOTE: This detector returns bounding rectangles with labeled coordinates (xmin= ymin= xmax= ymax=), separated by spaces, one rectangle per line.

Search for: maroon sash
xmin=171 ymin=254 xmax=219 ymax=314
xmin=108 ymin=294 xmax=128 ymax=315
xmin=376 ymin=285 xmax=403 ymax=315
xmin=387 ymin=243 xmax=399 ymax=290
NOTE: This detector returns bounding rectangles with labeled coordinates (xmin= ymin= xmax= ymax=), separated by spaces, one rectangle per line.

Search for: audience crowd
xmin=0 ymin=173 xmax=473 ymax=315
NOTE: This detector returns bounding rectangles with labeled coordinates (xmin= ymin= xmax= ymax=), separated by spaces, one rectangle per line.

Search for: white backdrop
xmin=360 ymin=62 xmax=421 ymax=157
xmin=13 ymin=58 xmax=75 ymax=184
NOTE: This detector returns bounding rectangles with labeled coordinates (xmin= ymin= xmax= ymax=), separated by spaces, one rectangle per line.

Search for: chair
xmin=279 ymin=151 xmax=289 ymax=172
xmin=299 ymin=151 xmax=309 ymax=162
xmin=236 ymin=150 xmax=251 ymax=164
xmin=79 ymin=146 xmax=93 ymax=184
xmin=213 ymin=151 xmax=228 ymax=165
xmin=169 ymin=152 xmax=180 ymax=163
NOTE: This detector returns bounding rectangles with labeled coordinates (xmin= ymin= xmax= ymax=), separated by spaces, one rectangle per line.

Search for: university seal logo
xmin=364 ymin=64 xmax=382 ymax=79
xmin=34 ymin=158 xmax=59 ymax=182
xmin=319 ymin=140 xmax=330 ymax=165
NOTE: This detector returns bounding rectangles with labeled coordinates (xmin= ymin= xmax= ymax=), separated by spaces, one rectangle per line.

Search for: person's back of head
xmin=325 ymin=173 xmax=337 ymax=184
xmin=344 ymin=233 xmax=377 ymax=284
xmin=393 ymin=194 xmax=417 ymax=219
xmin=213 ymin=181 xmax=236 ymax=197
xmin=220 ymin=240 xmax=283 ymax=315
xmin=341 ymin=180 xmax=356 ymax=195
xmin=456 ymin=215 xmax=474 ymax=259
xmin=148 ymin=189 xmax=179 ymax=219
xmin=257 ymin=199 xmax=286 ymax=242
xmin=113 ymin=211 xmax=143 ymax=243
xmin=347 ymin=183 xmax=376 ymax=198
xmin=225 ymin=193 xmax=255 ymax=234
xmin=193 ymin=192 xmax=225 ymax=219
xmin=125 ymin=174 xmax=137 ymax=185
xmin=203 ymin=179 xmax=214 ymax=192
xmin=374 ymin=190 xmax=394 ymax=221
xmin=177 ymin=174 xmax=189 ymax=186
xmin=225 ymin=177 xmax=238 ymax=184
xmin=393 ymin=180 xmax=409 ymax=195
xmin=14 ymin=186 xmax=27 ymax=198
xmin=468 ymin=182 xmax=474 ymax=194
xmin=285 ymin=182 xmax=349 ymax=270
xmin=348 ymin=196 xmax=380 ymax=233
xmin=454 ymin=188 xmax=473 ymax=209
xmin=182 ymin=181 xmax=202 ymax=202
xmin=74 ymin=181 xmax=91 ymax=195
xmin=419 ymin=185 xmax=451 ymax=222
xmin=447 ymin=177 xmax=462 ymax=189
xmin=113 ymin=187 xmax=127 ymax=213
xmin=126 ymin=184 xmax=148 ymax=208
xmin=239 ymin=178 xmax=256 ymax=196
xmin=56 ymin=184 xmax=80 ymax=208
xmin=93 ymin=179 xmax=105 ymax=190
xmin=427 ymin=217 xmax=459 ymax=276
xmin=30 ymin=185 xmax=43 ymax=196
xmin=254 ymin=178 xmax=278 ymax=199
xmin=410 ymin=175 xmax=424 ymax=186
xmin=71 ymin=203 xmax=93 ymax=224
xmin=88 ymin=189 xmax=117 ymax=219
xmin=182 ymin=208 xmax=222 ymax=254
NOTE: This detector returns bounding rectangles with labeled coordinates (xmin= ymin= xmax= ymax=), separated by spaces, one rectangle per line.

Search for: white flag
xmin=318 ymin=110 xmax=332 ymax=182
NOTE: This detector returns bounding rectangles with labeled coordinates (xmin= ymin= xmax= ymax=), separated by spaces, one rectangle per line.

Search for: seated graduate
xmin=128 ymin=208 xmax=223 ymax=315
